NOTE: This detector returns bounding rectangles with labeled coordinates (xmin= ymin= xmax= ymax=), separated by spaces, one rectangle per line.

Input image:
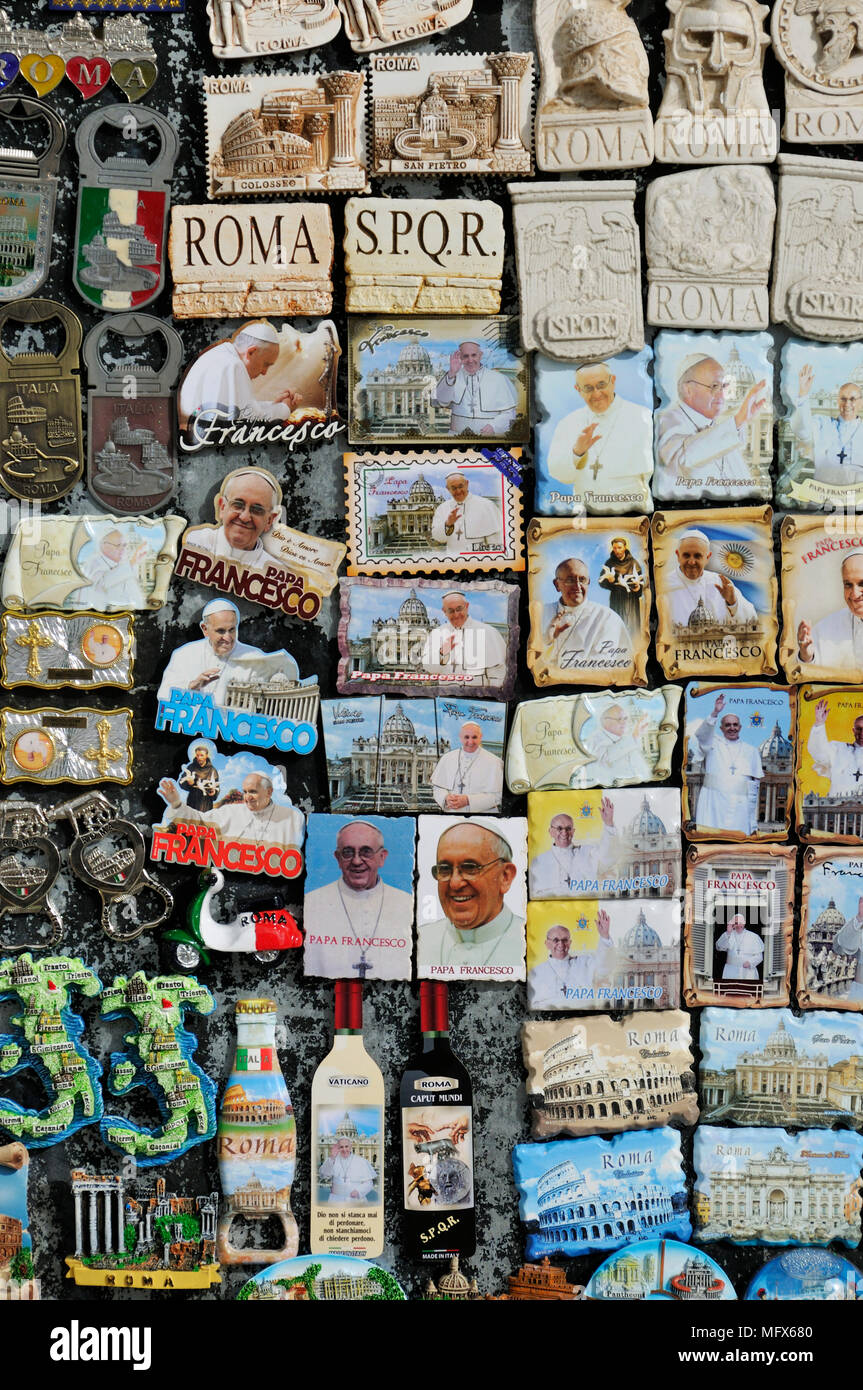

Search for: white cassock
xmin=529 ymin=827 xmax=619 ymax=897
xmin=833 ymin=913 xmax=863 ymax=999
xmin=430 ymin=494 xmax=502 ymax=551
xmin=434 ymin=367 xmax=518 ymax=435
xmin=418 ymin=906 xmax=526 ymax=978
xmin=163 ymin=797 xmax=304 ymax=850
xmin=318 ymin=1152 xmax=377 ymax=1202
xmin=807 ymin=722 xmax=863 ymax=795
xmin=663 ymin=569 xmax=757 ymax=628
xmin=694 ymin=717 xmax=763 ymax=833
xmin=431 ymin=747 xmax=503 ymax=813
xmin=806 ymin=609 xmax=863 ymax=671
xmin=183 ymin=524 xmax=289 ymax=574
xmin=583 ymin=727 xmax=651 ymax=783
xmin=545 ymin=395 xmax=652 ymax=496
xmin=527 ymin=936 xmax=616 ymax=1009
xmin=179 ymin=341 xmax=291 ymax=429
xmin=78 ymin=552 xmax=147 ymax=610
xmin=156 ymin=636 xmax=264 ymax=702
xmin=789 ymin=401 xmax=863 ymax=485
xmin=540 ymin=600 xmax=631 ymax=672
xmin=420 ymin=618 xmax=507 ymax=685
xmin=715 ymin=927 xmax=764 ymax=980
xmin=303 ymin=878 xmax=413 ymax=980
xmin=656 ymin=403 xmax=752 ymax=493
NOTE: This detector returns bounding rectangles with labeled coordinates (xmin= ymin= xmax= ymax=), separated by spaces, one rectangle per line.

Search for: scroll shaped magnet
xmin=74 ymin=106 xmax=178 ymax=312
xmin=0 ymin=97 xmax=65 ymax=303
xmin=83 ymin=313 xmax=182 ymax=512
xmin=58 ymin=791 xmax=173 ymax=942
xmin=0 ymin=299 xmax=83 ymax=503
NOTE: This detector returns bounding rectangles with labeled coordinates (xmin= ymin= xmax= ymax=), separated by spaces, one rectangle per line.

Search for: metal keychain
xmin=0 ymin=800 xmax=63 ymax=950
xmin=73 ymin=105 xmax=179 ymax=312
xmin=83 ymin=313 xmax=183 ymax=511
xmin=57 ymin=791 xmax=174 ymax=942
xmin=0 ymin=297 xmax=84 ymax=502
xmin=0 ymin=96 xmax=65 ymax=302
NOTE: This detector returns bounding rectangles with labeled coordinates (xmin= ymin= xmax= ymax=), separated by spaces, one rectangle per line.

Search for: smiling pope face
xmin=434 ymin=823 xmax=516 ymax=932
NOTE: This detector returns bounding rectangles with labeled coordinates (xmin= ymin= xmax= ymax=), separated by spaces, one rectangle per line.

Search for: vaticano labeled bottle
xmin=310 ymin=980 xmax=385 ymax=1258
xmin=400 ymin=981 xmax=476 ymax=1262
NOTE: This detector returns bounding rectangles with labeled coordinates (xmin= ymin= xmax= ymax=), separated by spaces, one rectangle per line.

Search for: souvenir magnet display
xmin=415 ymin=814 xmax=527 ymax=983
xmin=583 ymin=1240 xmax=736 ymax=1302
xmin=798 ymin=846 xmax=863 ymax=1011
xmin=646 ymin=168 xmax=775 ymax=331
xmin=369 ymin=52 xmax=533 ymax=177
xmin=83 ymin=313 xmax=182 ymax=512
xmin=682 ymin=683 xmax=795 ymax=842
xmin=99 ymin=971 xmax=217 ymax=1165
xmin=152 ymin=743 xmax=305 ymax=881
xmin=348 ymin=315 xmax=528 ymax=447
xmin=771 ymin=154 xmax=863 ymax=341
xmin=74 ymin=107 xmax=177 ymax=312
xmin=775 ymin=341 xmax=863 ymax=512
xmin=217 ymin=997 xmax=298 ymax=1265
xmin=699 ymin=1008 xmax=863 ymax=1128
xmin=505 ymin=686 xmax=682 ymax=793
xmin=772 ymin=0 xmax=863 ymax=143
xmin=526 ymin=898 xmax=681 ymax=1012
xmin=177 ymin=319 xmax=341 ymax=451
xmin=58 ymin=789 xmax=174 ymax=942
xmin=527 ymin=788 xmax=681 ymax=899
xmin=0 ymin=97 xmax=64 ymax=303
xmin=0 ymin=706 xmax=133 ymax=786
xmin=0 ymin=298 xmax=83 ymax=503
xmin=652 ymin=507 xmax=778 ymax=679
xmin=335 ymin=577 xmax=520 ymax=701
xmin=0 ymin=611 xmax=134 ymax=690
xmin=693 ymin=1125 xmax=863 ymax=1247
xmin=344 ymin=450 xmax=524 ymax=576
xmin=237 ymin=1254 xmax=406 ymax=1300
xmin=204 ymin=72 xmax=367 ymax=197
xmin=338 ymin=0 xmax=472 ymax=51
xmin=780 ymin=515 xmax=863 ymax=683
xmin=533 ymin=0 xmax=653 ymax=172
xmin=796 ymin=685 xmax=863 ymax=844
xmin=505 ymin=1260 xmax=580 ymax=1300
xmin=66 ymin=1168 xmax=220 ymax=1290
xmin=156 ymin=597 xmax=319 ymax=756
xmin=521 ymin=1010 xmax=697 ymax=1140
xmin=654 ymin=0 xmax=777 ymax=162
xmin=168 ymin=204 xmax=334 ymax=318
xmin=343 ymin=197 xmax=504 ymax=316
xmin=0 ymin=14 xmax=158 ymax=101
xmin=0 ymin=953 xmax=103 ymax=1147
xmin=310 ymin=981 xmax=385 ymax=1258
xmin=321 ymin=697 xmax=505 ymax=817
xmin=0 ymin=802 xmax=64 ymax=950
xmin=683 ymin=843 xmax=796 ymax=1008
xmin=652 ymin=331 xmax=773 ymax=502
xmin=744 ymin=1250 xmax=863 ymax=1300
xmin=206 ymin=0 xmax=340 ymax=58
xmin=533 ymin=349 xmax=654 ymax=518
xmin=1 ymin=513 xmax=185 ymax=613
xmin=526 ymin=516 xmax=651 ymax=689
xmin=162 ymin=869 xmax=301 ymax=974
xmin=176 ymin=466 xmax=346 ymax=621
xmin=512 ymin=1128 xmax=691 ymax=1258
xmin=509 ymin=181 xmax=644 ymax=362
xmin=0 ymin=1143 xmax=37 ymax=1299
xmin=303 ymin=813 xmax=415 ymax=981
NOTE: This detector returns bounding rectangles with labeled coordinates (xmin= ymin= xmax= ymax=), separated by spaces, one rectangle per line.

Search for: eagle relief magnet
xmin=796 ymin=685 xmax=863 ymax=844
xmin=0 ymin=298 xmax=83 ymax=503
xmin=0 ymin=97 xmax=65 ymax=303
xmin=83 ymin=313 xmax=182 ymax=512
xmin=74 ymin=105 xmax=178 ymax=312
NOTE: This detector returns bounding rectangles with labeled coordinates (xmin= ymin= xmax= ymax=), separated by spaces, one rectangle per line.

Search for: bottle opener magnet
xmin=0 ymin=298 xmax=83 ymax=502
xmin=74 ymin=105 xmax=178 ymax=312
xmin=58 ymin=791 xmax=174 ymax=941
xmin=0 ymin=801 xmax=63 ymax=950
xmin=0 ymin=97 xmax=65 ymax=303
xmin=83 ymin=313 xmax=182 ymax=512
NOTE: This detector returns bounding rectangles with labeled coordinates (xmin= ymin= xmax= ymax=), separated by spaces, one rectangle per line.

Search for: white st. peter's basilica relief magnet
xmin=780 ymin=516 xmax=863 ymax=684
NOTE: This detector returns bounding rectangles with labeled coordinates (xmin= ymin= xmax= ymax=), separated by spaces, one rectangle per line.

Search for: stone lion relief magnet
xmin=772 ymin=0 xmax=863 ymax=143
xmin=534 ymin=0 xmax=653 ymax=172
xmin=780 ymin=516 xmax=863 ymax=683
xmin=772 ymin=155 xmax=863 ymax=342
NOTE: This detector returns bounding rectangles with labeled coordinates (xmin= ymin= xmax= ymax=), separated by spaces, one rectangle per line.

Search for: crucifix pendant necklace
xmin=338 ymin=880 xmax=384 ymax=979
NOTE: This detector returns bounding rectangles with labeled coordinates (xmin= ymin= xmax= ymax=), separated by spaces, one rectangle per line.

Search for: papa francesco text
xmin=156 ymin=690 xmax=317 ymax=754
xmin=150 ymin=826 xmax=303 ymax=878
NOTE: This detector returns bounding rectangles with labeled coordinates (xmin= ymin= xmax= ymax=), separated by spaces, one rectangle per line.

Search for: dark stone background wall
xmin=1 ymin=0 xmax=857 ymax=1304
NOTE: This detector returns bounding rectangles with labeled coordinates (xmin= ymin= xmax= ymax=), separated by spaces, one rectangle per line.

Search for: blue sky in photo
xmin=685 ymin=683 xmax=791 ymax=749
xmin=304 ymin=811 xmax=415 ymax=896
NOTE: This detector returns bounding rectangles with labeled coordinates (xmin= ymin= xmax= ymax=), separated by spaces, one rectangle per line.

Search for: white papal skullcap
xmin=677 ymin=529 xmax=710 ymax=548
xmin=677 ymin=352 xmax=720 ymax=377
xmin=238 ymin=321 xmax=280 ymax=346
xmin=201 ymin=598 xmax=241 ymax=620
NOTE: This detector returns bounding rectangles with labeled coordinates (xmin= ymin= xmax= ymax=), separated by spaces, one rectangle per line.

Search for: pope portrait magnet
xmin=780 ymin=515 xmax=863 ymax=683
xmin=796 ymin=684 xmax=863 ymax=843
